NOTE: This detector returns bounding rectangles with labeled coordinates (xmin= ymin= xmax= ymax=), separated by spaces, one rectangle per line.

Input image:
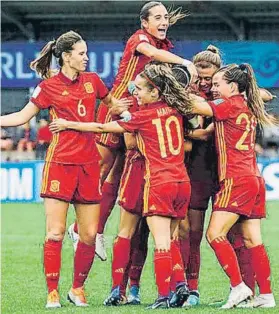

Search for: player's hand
xmin=49 ymin=118 xmax=68 ymax=133
xmin=110 ymin=98 xmax=133 ymax=115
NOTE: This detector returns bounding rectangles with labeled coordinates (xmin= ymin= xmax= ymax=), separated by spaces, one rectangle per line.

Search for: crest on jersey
xmin=50 ymin=180 xmax=60 ymax=193
xmin=84 ymin=82 xmax=94 ymax=94
xmin=139 ymin=34 xmax=149 ymax=42
xmin=212 ymin=99 xmax=225 ymax=105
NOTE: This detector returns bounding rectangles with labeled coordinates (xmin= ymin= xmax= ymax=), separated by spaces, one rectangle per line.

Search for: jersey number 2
xmin=235 ymin=113 xmax=255 ymax=151
xmin=152 ymin=116 xmax=182 ymax=158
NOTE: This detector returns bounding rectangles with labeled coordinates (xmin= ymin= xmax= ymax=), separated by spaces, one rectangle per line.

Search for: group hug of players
xmin=1 ymin=1 xmax=277 ymax=310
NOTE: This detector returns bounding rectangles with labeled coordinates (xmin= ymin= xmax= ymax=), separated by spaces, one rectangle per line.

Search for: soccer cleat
xmin=146 ymin=297 xmax=170 ymax=310
xmin=67 ymin=286 xmax=89 ymax=307
xmin=103 ymin=286 xmax=121 ymax=306
xmin=68 ymin=223 xmax=79 ymax=251
xmin=127 ymin=285 xmax=141 ymax=305
xmin=169 ymin=283 xmax=189 ymax=308
xmin=183 ymin=290 xmax=200 ymax=307
xmin=221 ymin=282 xmax=253 ymax=309
xmin=238 ymin=293 xmax=276 ymax=308
xmin=95 ymin=233 xmax=107 ymax=261
xmin=46 ymin=289 xmax=61 ymax=309
xmin=119 ymin=295 xmax=128 ymax=305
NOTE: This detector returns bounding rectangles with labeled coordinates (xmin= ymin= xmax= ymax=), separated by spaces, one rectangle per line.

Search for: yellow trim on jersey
xmin=100 ymin=56 xmax=139 ymax=144
xmin=136 ymin=133 xmax=150 ymax=214
xmin=114 ymin=56 xmax=139 ymax=99
xmin=118 ymin=160 xmax=133 ymax=201
xmin=217 ymin=178 xmax=233 ymax=208
xmin=216 ymin=122 xmax=227 ymax=181
xmin=41 ymin=108 xmax=59 ymax=193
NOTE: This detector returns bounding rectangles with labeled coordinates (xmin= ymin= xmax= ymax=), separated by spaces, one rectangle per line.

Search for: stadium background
xmin=1 ymin=1 xmax=279 ymax=313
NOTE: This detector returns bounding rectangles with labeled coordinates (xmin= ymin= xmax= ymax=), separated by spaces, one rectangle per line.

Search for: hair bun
xmin=206 ymin=45 xmax=219 ymax=55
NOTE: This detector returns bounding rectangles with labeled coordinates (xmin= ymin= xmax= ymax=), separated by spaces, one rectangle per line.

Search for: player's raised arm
xmin=0 ymin=101 xmax=40 ymax=127
xmin=49 ymin=118 xmax=126 ymax=134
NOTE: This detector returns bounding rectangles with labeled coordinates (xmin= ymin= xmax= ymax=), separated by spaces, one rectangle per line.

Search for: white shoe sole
xmin=67 ymin=292 xmax=89 ymax=307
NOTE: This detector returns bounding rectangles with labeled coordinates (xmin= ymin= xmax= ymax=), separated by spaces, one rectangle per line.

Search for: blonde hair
xmin=217 ymin=63 xmax=278 ymax=127
xmin=140 ymin=63 xmax=192 ymax=115
xmin=193 ymin=45 xmax=222 ymax=69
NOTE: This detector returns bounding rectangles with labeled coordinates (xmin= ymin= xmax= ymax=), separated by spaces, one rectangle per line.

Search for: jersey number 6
xmin=152 ymin=116 xmax=182 ymax=158
xmin=77 ymin=100 xmax=86 ymax=117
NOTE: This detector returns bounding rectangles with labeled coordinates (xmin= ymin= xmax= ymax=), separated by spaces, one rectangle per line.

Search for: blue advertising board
xmin=1 ymin=41 xmax=279 ymax=88
xmin=1 ymin=159 xmax=279 ymax=203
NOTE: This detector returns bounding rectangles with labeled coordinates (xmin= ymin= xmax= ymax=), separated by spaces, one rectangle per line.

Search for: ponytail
xmin=30 ymin=40 xmax=56 ymax=79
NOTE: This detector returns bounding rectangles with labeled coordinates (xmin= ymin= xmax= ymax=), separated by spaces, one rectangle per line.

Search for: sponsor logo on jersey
xmin=62 ymin=90 xmax=69 ymax=96
xmin=231 ymin=201 xmax=238 ymax=207
xmin=50 ymin=180 xmax=60 ymax=193
xmin=32 ymin=86 xmax=41 ymax=98
xmin=150 ymin=204 xmax=156 ymax=210
xmin=84 ymin=82 xmax=94 ymax=94
xmin=212 ymin=98 xmax=225 ymax=106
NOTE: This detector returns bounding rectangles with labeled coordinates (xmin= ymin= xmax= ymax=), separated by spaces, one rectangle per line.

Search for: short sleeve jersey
xmin=118 ymin=101 xmax=189 ymax=186
xmin=31 ymin=71 xmax=109 ymax=164
xmin=208 ymin=95 xmax=260 ymax=181
xmin=112 ymin=29 xmax=173 ymax=99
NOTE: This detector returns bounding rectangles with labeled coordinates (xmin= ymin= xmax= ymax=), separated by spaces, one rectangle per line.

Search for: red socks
xmin=170 ymin=240 xmax=186 ymax=291
xmin=73 ymin=241 xmax=95 ymax=289
xmin=44 ymin=239 xmax=62 ymax=293
xmin=235 ymin=246 xmax=255 ymax=294
xmin=187 ymin=230 xmax=203 ymax=291
xmin=154 ymin=250 xmax=172 ymax=298
xmin=112 ymin=237 xmax=131 ymax=289
xmin=98 ymin=181 xmax=119 ymax=234
xmin=249 ymin=244 xmax=272 ymax=294
xmin=210 ymin=237 xmax=242 ymax=287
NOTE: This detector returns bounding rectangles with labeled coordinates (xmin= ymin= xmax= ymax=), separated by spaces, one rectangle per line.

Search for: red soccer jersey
xmin=118 ymin=101 xmax=189 ymax=186
xmin=112 ymin=29 xmax=173 ymax=99
xmin=208 ymin=95 xmax=261 ymax=181
xmin=31 ymin=71 xmax=109 ymax=164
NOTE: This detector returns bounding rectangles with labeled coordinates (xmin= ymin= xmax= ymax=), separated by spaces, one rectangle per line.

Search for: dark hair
xmin=140 ymin=1 xmax=188 ymax=28
xmin=30 ymin=30 xmax=83 ymax=79
xmin=140 ymin=62 xmax=192 ymax=115
xmin=193 ymin=44 xmax=222 ymax=69
xmin=217 ymin=63 xmax=277 ymax=126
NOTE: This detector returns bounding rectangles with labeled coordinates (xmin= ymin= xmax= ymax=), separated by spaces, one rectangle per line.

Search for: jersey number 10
xmin=152 ymin=116 xmax=182 ymax=158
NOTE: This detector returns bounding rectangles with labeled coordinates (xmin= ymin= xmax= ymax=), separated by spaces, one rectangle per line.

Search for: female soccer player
xmin=0 ymin=30 xmax=130 ymax=309
xmin=82 ymin=1 xmax=195 ymax=261
xmin=187 ymin=63 xmax=276 ymax=309
xmin=50 ymin=62 xmax=193 ymax=309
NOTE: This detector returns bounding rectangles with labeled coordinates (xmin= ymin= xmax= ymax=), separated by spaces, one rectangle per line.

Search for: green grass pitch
xmin=2 ymin=201 xmax=279 ymax=313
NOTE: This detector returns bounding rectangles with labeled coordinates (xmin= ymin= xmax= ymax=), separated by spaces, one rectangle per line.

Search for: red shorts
xmin=143 ymin=181 xmax=191 ymax=219
xmin=40 ymin=162 xmax=102 ymax=204
xmin=95 ymin=97 xmax=138 ymax=149
xmin=189 ymin=180 xmax=219 ymax=211
xmin=118 ymin=151 xmax=145 ymax=216
xmin=213 ymin=176 xmax=266 ymax=219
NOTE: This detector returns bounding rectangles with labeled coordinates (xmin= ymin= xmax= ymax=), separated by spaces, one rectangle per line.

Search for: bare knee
xmin=47 ymin=225 xmax=66 ymax=241
xmin=79 ymin=227 xmax=97 ymax=245
xmin=242 ymin=234 xmax=262 ymax=249
xmin=118 ymin=225 xmax=137 ymax=239
xmin=206 ymin=227 xmax=223 ymax=244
